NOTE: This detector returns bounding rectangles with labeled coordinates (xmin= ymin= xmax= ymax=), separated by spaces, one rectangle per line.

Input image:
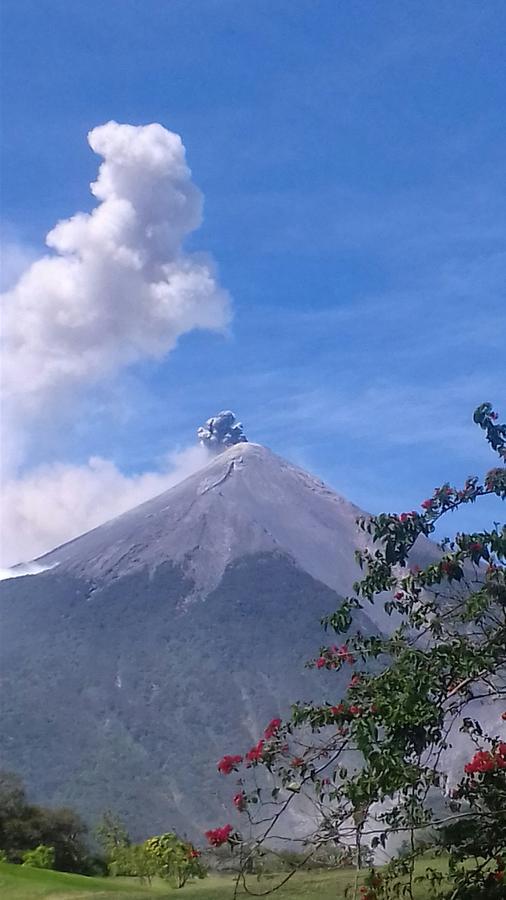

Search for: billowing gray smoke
xmin=197 ymin=411 xmax=248 ymax=453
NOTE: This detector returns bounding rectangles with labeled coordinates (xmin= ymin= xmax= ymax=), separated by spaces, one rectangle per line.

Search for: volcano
xmin=0 ymin=439 xmax=435 ymax=839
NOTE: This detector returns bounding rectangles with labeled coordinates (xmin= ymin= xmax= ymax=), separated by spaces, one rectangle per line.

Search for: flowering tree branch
xmin=204 ymin=404 xmax=505 ymax=900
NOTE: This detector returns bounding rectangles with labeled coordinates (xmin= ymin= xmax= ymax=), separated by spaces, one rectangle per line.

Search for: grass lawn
xmin=0 ymin=860 xmax=446 ymax=899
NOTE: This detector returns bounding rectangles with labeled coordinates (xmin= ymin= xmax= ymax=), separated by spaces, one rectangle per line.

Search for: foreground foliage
xmin=206 ymin=404 xmax=506 ymax=899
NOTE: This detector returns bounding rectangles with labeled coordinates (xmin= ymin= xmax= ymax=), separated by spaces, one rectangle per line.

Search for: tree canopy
xmin=206 ymin=403 xmax=506 ymax=900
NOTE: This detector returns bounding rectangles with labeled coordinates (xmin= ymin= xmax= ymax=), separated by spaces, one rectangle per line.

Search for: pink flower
xmin=217 ymin=754 xmax=243 ymax=775
xmin=245 ymin=739 xmax=265 ymax=764
xmin=464 ymin=749 xmax=496 ymax=774
xmin=337 ymin=644 xmax=355 ymax=664
xmin=316 ymin=657 xmax=327 ymax=669
xmin=264 ymin=717 xmax=282 ymax=739
xmin=233 ymin=792 xmax=247 ymax=812
xmin=205 ymin=824 xmax=233 ymax=846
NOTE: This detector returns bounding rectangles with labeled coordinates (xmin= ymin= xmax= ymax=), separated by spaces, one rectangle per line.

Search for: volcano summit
xmin=0 ymin=417 xmax=432 ymax=838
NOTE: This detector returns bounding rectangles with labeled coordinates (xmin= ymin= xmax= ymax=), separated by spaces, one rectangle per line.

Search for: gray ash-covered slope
xmin=35 ymin=443 xmax=376 ymax=603
xmin=0 ymin=442 xmax=429 ymax=839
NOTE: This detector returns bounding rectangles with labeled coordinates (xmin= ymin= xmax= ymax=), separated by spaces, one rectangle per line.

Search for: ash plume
xmin=1 ymin=121 xmax=232 ymax=449
xmin=197 ymin=411 xmax=248 ymax=452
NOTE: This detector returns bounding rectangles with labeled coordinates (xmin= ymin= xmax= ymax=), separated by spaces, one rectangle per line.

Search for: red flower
xmin=501 ymin=712 xmax=506 ymax=721
xmin=217 ymin=754 xmax=243 ymax=775
xmin=349 ymin=705 xmax=362 ymax=716
xmin=421 ymin=499 xmax=434 ymax=510
xmin=330 ymin=703 xmax=345 ymax=716
xmin=245 ymin=739 xmax=265 ymax=764
xmin=233 ymin=792 xmax=247 ymax=812
xmin=316 ymin=656 xmax=327 ymax=669
xmin=464 ymin=749 xmax=496 ymax=774
xmin=187 ymin=847 xmax=201 ymax=858
xmin=264 ymin=718 xmax=282 ymax=739
xmin=205 ymin=824 xmax=233 ymax=847
xmin=349 ymin=674 xmax=361 ymax=687
xmin=394 ymin=591 xmax=404 ymax=600
xmin=336 ymin=644 xmax=355 ymax=664
xmin=469 ymin=542 xmax=483 ymax=553
xmin=291 ymin=756 xmax=304 ymax=768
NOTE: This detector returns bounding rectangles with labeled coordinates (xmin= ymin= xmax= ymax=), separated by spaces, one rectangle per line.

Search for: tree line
xmin=0 ymin=771 xmax=205 ymax=888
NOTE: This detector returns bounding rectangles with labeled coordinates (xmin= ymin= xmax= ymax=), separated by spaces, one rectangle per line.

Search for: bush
xmin=144 ymin=833 xmax=207 ymax=888
xmin=108 ymin=843 xmax=157 ymax=882
xmin=21 ymin=845 xmax=55 ymax=869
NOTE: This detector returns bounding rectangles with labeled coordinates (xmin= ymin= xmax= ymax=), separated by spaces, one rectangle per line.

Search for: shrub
xmin=144 ymin=832 xmax=206 ymax=888
xmin=21 ymin=845 xmax=55 ymax=869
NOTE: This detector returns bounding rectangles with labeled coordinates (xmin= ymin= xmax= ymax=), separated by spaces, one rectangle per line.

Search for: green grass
xmin=0 ymin=860 xmax=447 ymax=899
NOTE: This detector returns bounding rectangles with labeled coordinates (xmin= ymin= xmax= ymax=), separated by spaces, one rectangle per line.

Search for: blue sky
xmin=1 ymin=0 xmax=505 ymax=543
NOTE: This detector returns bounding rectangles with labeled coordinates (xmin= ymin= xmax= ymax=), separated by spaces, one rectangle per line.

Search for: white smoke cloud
xmin=0 ymin=445 xmax=209 ymax=568
xmin=0 ymin=123 xmax=231 ymax=565
xmin=1 ymin=121 xmax=231 ymax=437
